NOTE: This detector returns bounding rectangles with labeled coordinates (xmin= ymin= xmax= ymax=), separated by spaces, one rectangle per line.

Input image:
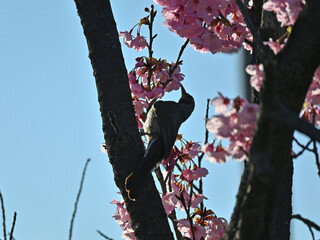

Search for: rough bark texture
xmin=223 ymin=1 xmax=320 ymax=240
xmin=73 ymin=0 xmax=173 ymax=239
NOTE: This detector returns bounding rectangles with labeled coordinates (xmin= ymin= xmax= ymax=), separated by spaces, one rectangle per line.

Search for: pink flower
xmin=203 ymin=143 xmax=229 ymax=164
xmin=238 ymin=103 xmax=259 ymax=125
xmin=162 ymin=192 xmax=179 ymax=215
xmin=191 ymin=194 xmax=208 ymax=208
xmin=246 ymin=64 xmax=264 ymax=92
xmin=211 ymin=92 xmax=230 ymax=114
xmin=205 ymin=217 xmax=228 ymax=240
xmin=110 ymin=199 xmax=132 ymax=230
xmin=264 ymin=38 xmax=284 ymax=54
xmin=206 ymin=109 xmax=238 ymax=138
xmin=100 ymin=143 xmax=108 ymax=154
xmin=131 ymin=35 xmax=148 ymax=51
xmin=156 ymin=69 xmax=169 ymax=83
xmin=263 ymin=0 xmax=305 ymax=26
xmin=180 ymin=167 xmax=209 ymax=181
xmin=119 ymin=31 xmax=133 ymax=47
xmin=122 ymin=229 xmax=136 ymax=240
xmin=183 ymin=141 xmax=202 ymax=159
xmin=178 ymin=219 xmax=206 ymax=240
xmin=119 ymin=31 xmax=147 ymax=51
xmin=196 ymin=0 xmax=219 ymax=23
xmin=162 ymin=148 xmax=179 ymax=171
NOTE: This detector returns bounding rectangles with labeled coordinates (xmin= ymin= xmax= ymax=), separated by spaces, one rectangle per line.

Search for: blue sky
xmin=0 ymin=0 xmax=319 ymax=239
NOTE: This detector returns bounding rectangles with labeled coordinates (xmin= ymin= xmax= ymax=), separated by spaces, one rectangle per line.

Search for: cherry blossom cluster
xmin=246 ymin=59 xmax=320 ymax=128
xmin=119 ymin=31 xmax=148 ymax=51
xmin=110 ymin=199 xmax=136 ymax=239
xmin=263 ymin=0 xmax=305 ymax=27
xmin=203 ymin=93 xmax=259 ymax=162
xmin=110 ymin=135 xmax=227 ymax=239
xmin=154 ymin=0 xmax=251 ymax=54
xmin=302 ymin=67 xmax=320 ymax=127
xmin=119 ymin=7 xmax=185 ymax=128
xmin=129 ymin=57 xmax=184 ymax=128
xmin=160 ymin=137 xmax=228 ymax=240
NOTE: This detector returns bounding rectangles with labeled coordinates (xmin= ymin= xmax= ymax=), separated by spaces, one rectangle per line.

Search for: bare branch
xmin=312 ymin=140 xmax=320 ymax=179
xmin=96 ymin=230 xmax=114 ymax=240
xmin=69 ymin=158 xmax=91 ymax=240
xmin=9 ymin=212 xmax=16 ymax=240
xmin=275 ymin=103 xmax=320 ymax=142
xmin=155 ymin=167 xmax=167 ymax=195
xmin=292 ymin=214 xmax=320 ymax=240
xmin=0 ymin=191 xmax=7 ymax=240
xmin=292 ymin=138 xmax=313 ymax=158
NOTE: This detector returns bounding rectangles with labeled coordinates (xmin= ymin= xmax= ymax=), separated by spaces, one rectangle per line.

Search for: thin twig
xmin=147 ymin=5 xmax=156 ymax=87
xmin=291 ymin=214 xmax=320 ymax=232
xmin=198 ymin=98 xmax=210 ymax=212
xmin=292 ymin=137 xmax=314 ymax=159
xmin=176 ymin=191 xmax=196 ymax=240
xmin=155 ymin=167 xmax=167 ymax=195
xmin=69 ymin=158 xmax=91 ymax=240
xmin=307 ymin=225 xmax=316 ymax=240
xmin=293 ymin=137 xmax=313 ymax=151
xmin=0 ymin=192 xmax=7 ymax=240
xmin=313 ymin=140 xmax=320 ymax=179
xmin=168 ymin=210 xmax=183 ymax=240
xmin=96 ymin=230 xmax=114 ymax=240
xmin=9 ymin=212 xmax=16 ymax=240
xmin=170 ymin=38 xmax=190 ymax=76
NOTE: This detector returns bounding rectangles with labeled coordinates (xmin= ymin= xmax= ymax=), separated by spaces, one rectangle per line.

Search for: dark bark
xmin=224 ymin=1 xmax=320 ymax=240
xmin=73 ymin=0 xmax=173 ymax=239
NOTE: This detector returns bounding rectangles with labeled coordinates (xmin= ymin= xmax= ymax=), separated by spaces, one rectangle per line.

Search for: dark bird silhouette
xmin=125 ymin=85 xmax=195 ymax=201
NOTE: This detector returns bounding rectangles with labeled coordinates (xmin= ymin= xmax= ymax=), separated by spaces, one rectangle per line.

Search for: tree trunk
xmin=73 ymin=0 xmax=174 ymax=239
xmin=224 ymin=1 xmax=320 ymax=239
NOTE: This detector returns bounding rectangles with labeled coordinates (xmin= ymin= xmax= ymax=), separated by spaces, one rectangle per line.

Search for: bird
xmin=125 ymin=85 xmax=195 ymax=201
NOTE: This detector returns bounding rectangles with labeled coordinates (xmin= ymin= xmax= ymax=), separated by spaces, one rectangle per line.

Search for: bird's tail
xmin=125 ymin=139 xmax=163 ymax=201
xmin=125 ymin=163 xmax=151 ymax=201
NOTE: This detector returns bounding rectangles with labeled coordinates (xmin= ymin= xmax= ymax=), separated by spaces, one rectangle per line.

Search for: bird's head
xmin=178 ymin=84 xmax=195 ymax=120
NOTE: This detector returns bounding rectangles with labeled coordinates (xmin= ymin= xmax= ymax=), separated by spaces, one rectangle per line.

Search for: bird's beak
xmin=180 ymin=84 xmax=186 ymax=96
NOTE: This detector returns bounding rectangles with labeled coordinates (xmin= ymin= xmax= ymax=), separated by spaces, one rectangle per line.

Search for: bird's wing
xmin=153 ymin=101 xmax=185 ymax=159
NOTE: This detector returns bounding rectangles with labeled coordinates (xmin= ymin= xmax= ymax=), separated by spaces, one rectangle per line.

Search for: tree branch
xmin=292 ymin=214 xmax=320 ymax=233
xmin=0 ymin=191 xmax=7 ymax=240
xmin=96 ymin=230 xmax=114 ymax=240
xmin=9 ymin=212 xmax=16 ymax=240
xmin=69 ymin=158 xmax=91 ymax=240
xmin=73 ymin=1 xmax=174 ymax=238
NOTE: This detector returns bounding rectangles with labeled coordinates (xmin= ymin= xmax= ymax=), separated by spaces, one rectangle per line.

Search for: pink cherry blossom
xmin=133 ymin=99 xmax=149 ymax=115
xmin=119 ymin=31 xmax=147 ymax=51
xmin=131 ymin=35 xmax=148 ymax=51
xmin=205 ymin=217 xmax=228 ymax=240
xmin=119 ymin=31 xmax=133 ymax=47
xmin=264 ymin=38 xmax=284 ymax=55
xmin=178 ymin=219 xmax=207 ymax=240
xmin=202 ymin=143 xmax=229 ymax=163
xmin=162 ymin=191 xmax=179 ymax=215
xmin=180 ymin=167 xmax=209 ymax=182
xmin=211 ymin=92 xmax=230 ymax=114
xmin=155 ymin=0 xmax=251 ymax=54
xmin=100 ymin=143 xmax=108 ymax=154
xmin=238 ymin=103 xmax=259 ymax=124
xmin=111 ymin=199 xmax=132 ymax=230
xmin=246 ymin=64 xmax=264 ymax=92
xmin=263 ymin=0 xmax=305 ymax=26
xmin=122 ymin=229 xmax=136 ymax=240
xmin=191 ymin=193 xmax=208 ymax=208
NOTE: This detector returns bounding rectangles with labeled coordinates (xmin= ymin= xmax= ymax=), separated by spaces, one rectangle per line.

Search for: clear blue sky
xmin=0 ymin=0 xmax=319 ymax=239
